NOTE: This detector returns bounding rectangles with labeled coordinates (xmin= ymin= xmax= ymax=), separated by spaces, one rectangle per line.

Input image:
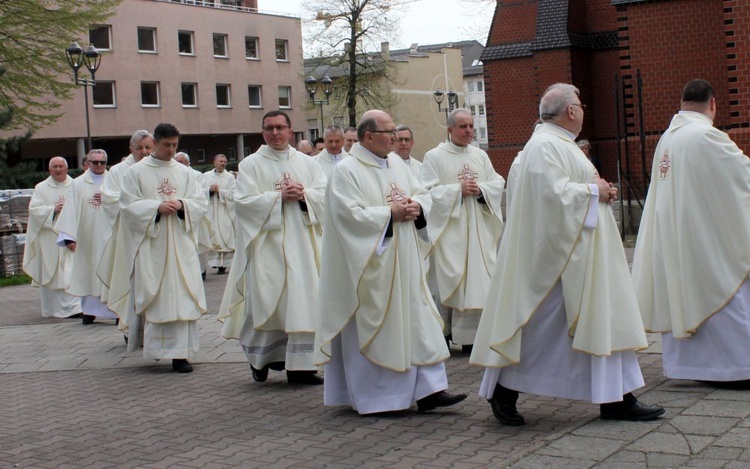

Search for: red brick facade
xmin=483 ymin=0 xmax=750 ymax=197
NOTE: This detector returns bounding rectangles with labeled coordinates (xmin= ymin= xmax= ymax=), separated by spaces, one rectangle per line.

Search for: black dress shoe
xmin=488 ymin=384 xmax=525 ymax=425
xmin=286 ymin=370 xmax=323 ymax=385
xmin=251 ymin=365 xmax=269 ymax=382
xmin=600 ymin=399 xmax=665 ymax=421
xmin=172 ymin=359 xmax=193 ymax=373
xmin=217 ymin=267 xmax=227 ymax=275
xmin=417 ymin=391 xmax=467 ymax=412
xmin=201 ymin=271 xmax=207 ymax=281
xmin=701 ymin=379 xmax=750 ymax=390
xmin=70 ymin=313 xmax=84 ymax=319
xmin=82 ymin=314 xmax=95 ymax=325
xmin=461 ymin=344 xmax=474 ymax=354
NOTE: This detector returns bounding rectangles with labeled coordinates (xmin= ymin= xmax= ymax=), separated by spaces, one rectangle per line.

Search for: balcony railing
xmin=156 ymin=0 xmax=299 ymax=18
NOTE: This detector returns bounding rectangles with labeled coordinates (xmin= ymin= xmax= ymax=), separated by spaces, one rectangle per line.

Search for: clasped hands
xmin=596 ymin=178 xmax=618 ymax=204
xmin=158 ymin=199 xmax=184 ymax=215
xmin=391 ymin=198 xmax=422 ymax=222
xmin=461 ymin=180 xmax=481 ymax=197
xmin=281 ymin=182 xmax=306 ymax=202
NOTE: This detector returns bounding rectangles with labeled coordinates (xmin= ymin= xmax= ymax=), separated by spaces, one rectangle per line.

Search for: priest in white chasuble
xmin=175 ymin=152 xmax=214 ymax=279
xmin=54 ymin=149 xmax=118 ymax=325
xmin=315 ymin=110 xmax=466 ymax=415
xmin=632 ymin=79 xmax=750 ymax=387
xmin=23 ymin=157 xmax=81 ymax=318
xmin=219 ymin=110 xmax=327 ymax=385
xmin=98 ymin=130 xmax=154 ymax=304
xmin=421 ymin=109 xmax=505 ymax=352
xmin=204 ymin=153 xmax=235 ymax=274
xmin=390 ymin=125 xmax=422 ymax=179
xmin=313 ymin=124 xmax=348 ymax=180
xmin=107 ymin=123 xmax=208 ymax=373
xmin=471 ymin=83 xmax=664 ymax=425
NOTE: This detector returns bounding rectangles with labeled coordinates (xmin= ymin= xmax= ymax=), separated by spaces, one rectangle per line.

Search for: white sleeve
xmin=584 ymin=183 xmax=599 ymax=229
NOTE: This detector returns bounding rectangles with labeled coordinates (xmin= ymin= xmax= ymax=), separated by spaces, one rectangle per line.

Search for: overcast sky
xmin=257 ymin=0 xmax=494 ymax=51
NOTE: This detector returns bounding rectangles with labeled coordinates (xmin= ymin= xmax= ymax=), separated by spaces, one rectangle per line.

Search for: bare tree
xmin=301 ymin=0 xmax=405 ymax=127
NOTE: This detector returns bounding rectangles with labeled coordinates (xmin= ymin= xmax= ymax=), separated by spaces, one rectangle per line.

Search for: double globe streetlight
xmin=305 ymin=75 xmax=334 ymax=137
xmin=433 ymin=88 xmax=459 ymax=123
xmin=65 ymin=42 xmax=102 ymax=153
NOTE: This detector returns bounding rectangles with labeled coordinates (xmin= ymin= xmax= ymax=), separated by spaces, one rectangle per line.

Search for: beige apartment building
xmin=20 ymin=0 xmax=306 ymax=168
xmin=304 ymin=43 xmax=468 ymax=161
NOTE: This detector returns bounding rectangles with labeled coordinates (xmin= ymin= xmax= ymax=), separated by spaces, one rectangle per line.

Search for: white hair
xmin=539 ymin=83 xmax=580 ymax=121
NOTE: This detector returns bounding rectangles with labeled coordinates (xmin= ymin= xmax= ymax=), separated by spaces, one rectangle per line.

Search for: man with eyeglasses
xmin=313 ymin=124 xmax=348 ymax=179
xmin=106 ymin=123 xmax=209 ymax=373
xmin=55 ymin=149 xmax=119 ymax=325
xmin=421 ymin=109 xmax=505 ymax=354
xmin=23 ymin=157 xmax=82 ymax=318
xmin=389 ymin=125 xmax=421 ymax=178
xmin=471 ymin=83 xmax=664 ymax=425
xmin=220 ymin=110 xmax=327 ymax=385
xmin=632 ymin=79 xmax=750 ymax=389
xmin=315 ymin=109 xmax=466 ymax=415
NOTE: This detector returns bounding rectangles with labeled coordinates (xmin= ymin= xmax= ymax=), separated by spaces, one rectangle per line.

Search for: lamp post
xmin=433 ymin=89 xmax=460 ymax=124
xmin=305 ymin=75 xmax=334 ymax=137
xmin=65 ymin=42 xmax=102 ymax=153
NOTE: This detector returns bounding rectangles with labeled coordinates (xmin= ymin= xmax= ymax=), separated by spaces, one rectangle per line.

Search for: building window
xmin=137 ymin=27 xmax=157 ymax=53
xmin=89 ymin=25 xmax=112 ymax=51
xmin=182 ymin=83 xmax=198 ymax=107
xmin=469 ymin=104 xmax=477 ymax=115
xmin=478 ymin=104 xmax=485 ymax=116
xmin=248 ymin=85 xmax=262 ymax=108
xmin=178 ymin=31 xmax=194 ymax=55
xmin=93 ymin=81 xmax=116 ymax=107
xmin=278 ymin=86 xmax=291 ymax=108
xmin=213 ymin=33 xmax=228 ymax=58
xmin=479 ymin=127 xmax=487 ymax=140
xmin=141 ymin=82 xmax=160 ymax=107
xmin=216 ymin=84 xmax=231 ymax=107
xmin=245 ymin=36 xmax=259 ymax=59
xmin=228 ymin=148 xmax=237 ymax=161
xmin=466 ymin=81 xmax=475 ymax=93
xmin=275 ymin=39 xmax=288 ymax=61
xmin=477 ymin=80 xmax=484 ymax=92
xmin=307 ymin=119 xmax=319 ymax=141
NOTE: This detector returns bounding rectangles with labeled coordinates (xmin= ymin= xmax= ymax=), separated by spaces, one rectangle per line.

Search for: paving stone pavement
xmin=2 ymin=254 xmax=749 ymax=468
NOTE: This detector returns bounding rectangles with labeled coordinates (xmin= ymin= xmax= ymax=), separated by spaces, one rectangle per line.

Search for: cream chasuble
xmin=471 ymin=123 xmax=647 ymax=368
xmin=421 ymin=142 xmax=505 ymax=312
xmin=97 ymin=155 xmax=138 ymax=302
xmin=204 ymin=169 xmax=236 ymax=254
xmin=389 ymin=152 xmax=422 ymax=179
xmin=219 ymin=145 xmax=326 ymax=346
xmin=24 ymin=175 xmax=74 ymax=289
xmin=632 ymin=111 xmax=750 ymax=338
xmin=191 ymin=168 xmax=215 ymax=257
xmin=313 ymin=148 xmax=347 ymax=180
xmin=315 ymin=145 xmax=449 ymax=372
xmin=106 ymin=157 xmax=208 ymax=326
xmin=54 ymin=170 xmax=115 ymax=299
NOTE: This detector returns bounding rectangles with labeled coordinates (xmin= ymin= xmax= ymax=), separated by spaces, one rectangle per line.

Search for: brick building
xmin=482 ymin=0 xmax=750 ymax=202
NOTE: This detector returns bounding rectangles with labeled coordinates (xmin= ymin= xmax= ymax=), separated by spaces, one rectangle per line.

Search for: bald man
xmin=23 ymin=157 xmax=82 ymax=318
xmin=296 ymin=140 xmax=314 ymax=156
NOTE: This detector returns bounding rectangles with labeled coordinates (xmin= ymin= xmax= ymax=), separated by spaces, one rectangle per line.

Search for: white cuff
xmin=584 ymin=184 xmax=599 ymax=229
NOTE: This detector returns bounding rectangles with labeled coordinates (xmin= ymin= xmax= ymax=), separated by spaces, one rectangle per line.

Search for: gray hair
xmin=323 ymin=124 xmax=344 ymax=139
xmin=447 ymin=108 xmax=472 ymax=127
xmin=395 ymin=125 xmax=413 ymax=139
xmin=357 ymin=116 xmax=378 ymax=140
xmin=175 ymin=151 xmax=190 ymax=162
xmin=130 ymin=129 xmax=154 ymax=147
xmin=88 ymin=149 xmax=107 ymax=158
xmin=539 ymin=83 xmax=580 ymax=121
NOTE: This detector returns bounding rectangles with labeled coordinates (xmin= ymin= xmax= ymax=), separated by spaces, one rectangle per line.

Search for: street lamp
xmin=433 ymin=89 xmax=460 ymax=123
xmin=305 ymin=75 xmax=334 ymax=137
xmin=65 ymin=42 xmax=102 ymax=153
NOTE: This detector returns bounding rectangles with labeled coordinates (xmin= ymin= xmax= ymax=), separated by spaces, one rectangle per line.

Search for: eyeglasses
xmin=571 ymin=103 xmax=587 ymax=110
xmin=397 ymin=137 xmax=413 ymax=143
xmin=262 ymin=125 xmax=290 ymax=133
xmin=369 ymin=129 xmax=397 ymax=136
xmin=89 ymin=161 xmax=107 ymax=166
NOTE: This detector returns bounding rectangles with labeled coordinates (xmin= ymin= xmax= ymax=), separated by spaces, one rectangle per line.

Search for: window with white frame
xmin=137 ymin=27 xmax=157 ymax=53
xmin=477 ymin=80 xmax=484 ymax=92
xmin=469 ymin=104 xmax=477 ymax=115
xmin=245 ymin=36 xmax=259 ymax=59
xmin=248 ymin=85 xmax=262 ymax=108
xmin=141 ymin=82 xmax=160 ymax=107
xmin=213 ymin=33 xmax=228 ymax=57
xmin=182 ymin=83 xmax=198 ymax=107
xmin=216 ymin=84 xmax=231 ymax=107
xmin=178 ymin=31 xmax=194 ymax=55
xmin=478 ymin=127 xmax=487 ymax=140
xmin=466 ymin=81 xmax=475 ymax=93
xmin=275 ymin=39 xmax=288 ymax=61
xmin=89 ymin=25 xmax=112 ymax=51
xmin=478 ymin=104 xmax=485 ymax=116
xmin=93 ymin=81 xmax=116 ymax=107
xmin=278 ymin=86 xmax=291 ymax=108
